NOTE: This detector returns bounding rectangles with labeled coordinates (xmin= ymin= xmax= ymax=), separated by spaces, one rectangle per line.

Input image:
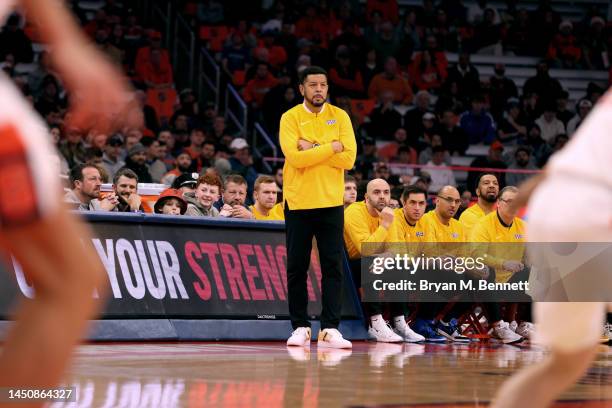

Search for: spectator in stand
xmin=467 ymin=0 xmax=500 ymax=25
xmin=274 ymin=166 xmax=283 ymax=201
xmin=356 ymin=136 xmax=380 ymax=179
xmin=426 ymin=145 xmax=456 ymax=193
xmin=445 ymin=52 xmax=480 ymax=100
xmin=506 ymin=146 xmax=538 ymax=187
xmin=154 ymin=188 xmax=187 ymax=215
xmin=582 ymin=16 xmax=607 ymax=70
xmin=367 ymin=0 xmax=399 ymax=25
xmin=0 ymin=13 xmax=33 ymax=63
xmin=523 ymin=61 xmax=562 ymax=110
xmin=547 ymin=20 xmax=581 ymax=69
xmin=438 ymin=108 xmax=469 ymax=155
xmin=404 ymin=90 xmax=433 ymax=139
xmin=228 ymin=138 xmax=258 ymax=202
xmin=488 ymin=64 xmax=518 ymax=122
xmin=535 ymin=103 xmax=565 ymax=144
xmin=64 ymin=164 xmax=108 ymax=211
xmin=142 ymin=138 xmax=167 ymax=183
xmin=366 ymin=90 xmax=402 ymax=140
xmin=395 ymin=9 xmax=421 ymax=65
xmin=295 ymin=3 xmax=330 ymax=44
xmin=221 ymin=32 xmax=252 ymax=77
xmin=555 ymin=90 xmax=574 ymax=127
xmin=368 ymin=21 xmax=402 ymax=62
xmin=361 ymin=48 xmax=382 ymax=91
xmin=184 ymin=128 xmax=206 ymax=171
xmin=498 ymin=98 xmax=527 ymax=145
xmin=455 ymin=187 xmax=472 ymax=220
xmin=538 ymin=133 xmax=568 ymax=167
xmin=161 ymin=151 xmax=194 ymax=186
xmin=379 ymin=128 xmax=416 ymax=162
xmin=94 ymin=27 xmax=123 ymax=67
xmin=466 ymin=141 xmax=507 ymax=194
xmin=473 ymin=8 xmax=503 ymax=55
xmin=141 ymin=48 xmax=174 ymax=90
xmin=214 ymin=174 xmax=253 ymax=219
xmin=390 ymin=145 xmax=418 ymax=179
xmin=459 ymin=95 xmax=496 ymax=144
xmin=135 ymin=31 xmax=171 ymax=83
xmin=122 ymin=143 xmax=153 ymax=183
xmin=368 ymin=56 xmax=413 ymax=105
xmin=567 ymin=99 xmax=593 ymax=136
xmin=35 ymin=75 xmax=66 ymax=117
xmin=184 ymin=174 xmax=222 ymax=217
xmin=171 ymin=172 xmax=199 ymax=197
xmin=430 ymin=8 xmax=458 ymax=52
xmin=418 ymin=133 xmax=451 ymax=165
xmin=101 ymin=134 xmax=125 ymax=180
xmin=59 ymin=127 xmax=87 ymax=169
xmin=243 ymin=63 xmax=279 ymax=111
xmin=124 ymin=128 xmax=143 ymax=153
xmin=105 ymin=168 xmax=144 ymax=213
xmin=329 ymin=46 xmax=365 ymax=99
xmin=504 ymin=8 xmax=530 ymax=56
xmin=157 ymin=129 xmax=176 ymax=169
xmin=257 ymin=30 xmax=288 ymax=71
xmin=409 ymin=48 xmax=447 ymax=92
xmin=524 ymin=123 xmax=547 ymax=166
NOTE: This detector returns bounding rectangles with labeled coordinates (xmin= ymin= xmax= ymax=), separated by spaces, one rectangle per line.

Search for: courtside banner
xmin=0 ymin=213 xmax=361 ymax=320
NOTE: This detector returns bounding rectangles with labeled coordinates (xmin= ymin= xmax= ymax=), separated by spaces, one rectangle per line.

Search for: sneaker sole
xmin=502 ymin=337 xmax=525 ymax=344
xmin=287 ymin=339 xmax=311 ymax=347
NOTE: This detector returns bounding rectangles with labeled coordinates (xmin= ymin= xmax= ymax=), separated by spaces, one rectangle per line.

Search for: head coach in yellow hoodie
xmin=280 ymin=66 xmax=357 ymax=349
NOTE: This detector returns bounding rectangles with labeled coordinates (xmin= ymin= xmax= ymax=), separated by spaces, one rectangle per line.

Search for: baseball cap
xmin=229 ymin=138 xmax=249 ymax=150
xmin=578 ymin=99 xmax=593 ymax=108
xmin=172 ymin=172 xmax=199 ymax=189
xmin=108 ymin=134 xmax=124 ymax=146
xmin=422 ymin=112 xmax=436 ymax=121
xmin=154 ymin=188 xmax=187 ymax=214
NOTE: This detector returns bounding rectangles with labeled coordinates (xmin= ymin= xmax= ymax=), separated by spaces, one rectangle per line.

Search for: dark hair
xmin=401 ymin=185 xmax=427 ymax=201
xmin=113 ymin=167 xmax=139 ymax=185
xmin=344 ymin=174 xmax=356 ymax=184
xmin=432 ymin=145 xmax=446 ymax=154
xmin=477 ymin=173 xmax=498 ymax=187
xmin=298 ymin=66 xmax=328 ymax=84
xmin=69 ymin=163 xmax=100 ymax=187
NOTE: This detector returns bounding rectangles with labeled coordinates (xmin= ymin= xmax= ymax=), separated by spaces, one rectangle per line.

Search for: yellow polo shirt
xmin=469 ymin=211 xmax=527 ymax=283
xmin=280 ymin=102 xmax=357 ymax=210
xmin=249 ymin=203 xmax=285 ymax=221
xmin=344 ymin=201 xmax=398 ymax=260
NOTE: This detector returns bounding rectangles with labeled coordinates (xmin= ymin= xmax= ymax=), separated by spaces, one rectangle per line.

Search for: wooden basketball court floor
xmin=44 ymin=341 xmax=611 ymax=407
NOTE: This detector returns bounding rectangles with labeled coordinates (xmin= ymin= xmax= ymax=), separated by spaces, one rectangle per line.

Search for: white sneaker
xmin=492 ymin=321 xmax=524 ymax=344
xmin=287 ymin=327 xmax=311 ymax=347
xmin=516 ymin=322 xmax=535 ymax=340
xmin=369 ymin=317 xmax=404 ymax=343
xmin=509 ymin=320 xmax=518 ymax=332
xmin=393 ymin=321 xmax=425 ymax=343
xmin=317 ymin=328 xmax=352 ymax=349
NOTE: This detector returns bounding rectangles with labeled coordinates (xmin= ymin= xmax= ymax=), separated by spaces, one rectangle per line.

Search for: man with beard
xmin=281 ymin=66 xmax=356 ymax=349
xmin=123 ymin=143 xmax=153 ymax=183
xmin=161 ymin=151 xmax=194 ymax=186
xmin=105 ymin=168 xmax=143 ymax=212
xmin=64 ymin=164 xmax=112 ymax=211
xmin=459 ymin=173 xmax=499 ymax=231
xmin=344 ymin=178 xmax=404 ymax=343
xmin=506 ymin=147 xmax=538 ymax=187
xmin=250 ymin=175 xmax=284 ymax=220
xmin=215 ymin=174 xmax=254 ymax=219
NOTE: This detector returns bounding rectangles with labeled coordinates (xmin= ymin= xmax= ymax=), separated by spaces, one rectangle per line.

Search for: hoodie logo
xmin=326 ymin=119 xmax=336 ymax=125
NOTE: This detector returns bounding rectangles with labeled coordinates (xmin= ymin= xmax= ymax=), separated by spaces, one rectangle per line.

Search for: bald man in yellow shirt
xmin=459 ymin=173 xmax=499 ymax=232
xmin=344 ymin=179 xmax=424 ymax=342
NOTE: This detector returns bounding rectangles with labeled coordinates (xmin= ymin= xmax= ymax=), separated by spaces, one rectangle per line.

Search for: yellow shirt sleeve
xmin=469 ymin=218 xmax=504 ymax=270
xmin=279 ymin=112 xmax=335 ymax=169
xmin=327 ymin=110 xmax=357 ymax=170
xmin=344 ymin=207 xmax=393 ymax=258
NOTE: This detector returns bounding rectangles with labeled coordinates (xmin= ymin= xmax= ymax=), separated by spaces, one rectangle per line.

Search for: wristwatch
xmin=312 ymin=143 xmax=320 ymax=147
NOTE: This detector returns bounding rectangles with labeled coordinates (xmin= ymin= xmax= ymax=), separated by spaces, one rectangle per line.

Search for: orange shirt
xmin=368 ymin=73 xmax=413 ymax=104
xmin=243 ymin=74 xmax=279 ymax=108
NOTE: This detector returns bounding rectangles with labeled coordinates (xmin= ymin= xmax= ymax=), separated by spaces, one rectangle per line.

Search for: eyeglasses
xmin=438 ymin=196 xmax=462 ymax=205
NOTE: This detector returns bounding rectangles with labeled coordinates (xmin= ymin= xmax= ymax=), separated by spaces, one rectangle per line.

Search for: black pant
xmin=488 ymin=266 xmax=533 ymax=322
xmin=285 ymin=204 xmax=344 ymax=330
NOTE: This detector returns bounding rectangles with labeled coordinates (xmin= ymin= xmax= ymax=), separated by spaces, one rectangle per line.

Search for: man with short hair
xmin=506 ymin=147 xmax=538 ymax=187
xmin=470 ymin=186 xmax=529 ymax=343
xmin=64 ymin=164 xmax=115 ymax=211
xmin=215 ymin=174 xmax=254 ymax=219
xmin=107 ymin=168 xmax=143 ymax=212
xmin=101 ymin=133 xmax=125 ymax=180
xmin=344 ymin=179 xmax=405 ymax=343
xmin=459 ymin=173 xmax=499 ymax=231
xmin=161 ymin=151 xmax=194 ymax=186
xmin=184 ymin=174 xmax=222 ymax=217
xmin=344 ymin=174 xmax=357 ymax=208
xmin=426 ymin=146 xmax=456 ymax=193
xmin=281 ymin=66 xmax=356 ymax=349
xmin=123 ymin=143 xmax=153 ymax=183
xmin=229 ymin=138 xmax=258 ymax=201
xmin=142 ymin=138 xmax=167 ymax=182
xmin=250 ymin=175 xmax=284 ymax=220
